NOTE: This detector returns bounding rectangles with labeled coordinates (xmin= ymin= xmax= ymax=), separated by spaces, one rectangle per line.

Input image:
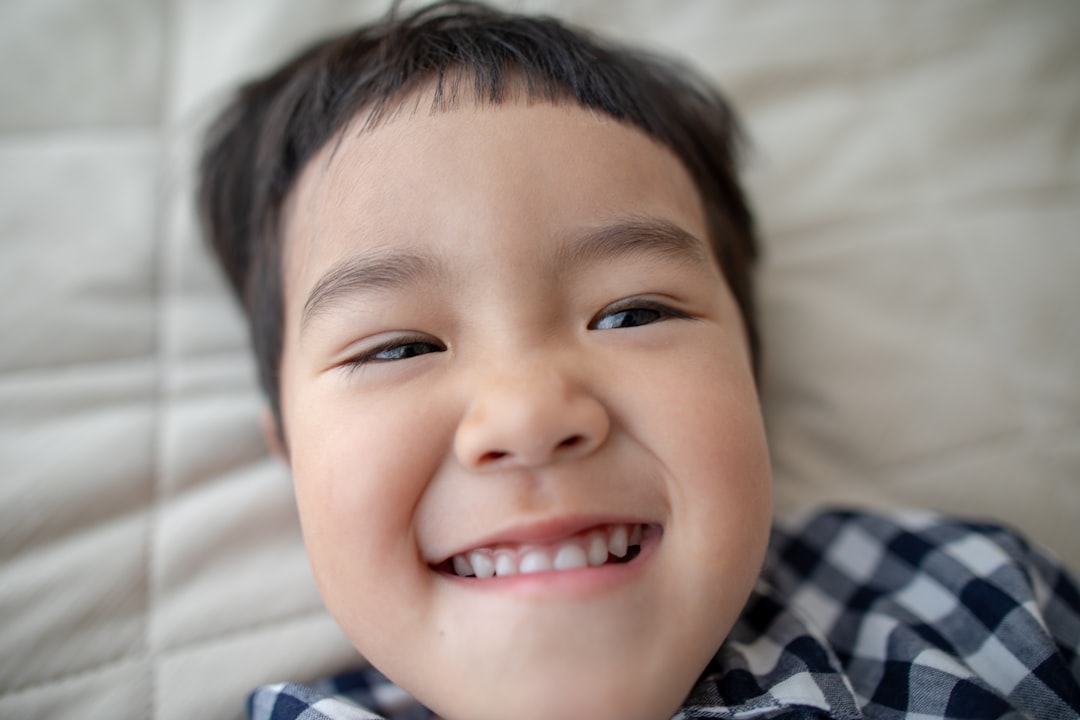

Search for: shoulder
xmin=771 ymin=508 xmax=1036 ymax=572
xmin=248 ymin=682 xmax=385 ymax=720
xmin=756 ymin=508 xmax=1080 ymax=718
xmin=248 ymin=666 xmax=431 ymax=720
xmin=766 ymin=508 xmax=1077 ymax=611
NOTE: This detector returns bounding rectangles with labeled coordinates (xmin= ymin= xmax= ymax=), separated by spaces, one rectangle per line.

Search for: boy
xmin=199 ymin=2 xmax=1080 ymax=718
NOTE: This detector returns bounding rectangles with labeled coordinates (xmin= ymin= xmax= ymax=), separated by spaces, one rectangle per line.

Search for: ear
xmin=260 ymin=408 xmax=289 ymax=462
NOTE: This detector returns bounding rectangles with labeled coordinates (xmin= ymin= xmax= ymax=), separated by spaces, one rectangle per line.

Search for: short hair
xmin=199 ymin=0 xmax=759 ymax=421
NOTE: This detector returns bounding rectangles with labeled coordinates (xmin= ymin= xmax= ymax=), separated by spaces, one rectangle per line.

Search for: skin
xmin=272 ymin=94 xmax=772 ymax=720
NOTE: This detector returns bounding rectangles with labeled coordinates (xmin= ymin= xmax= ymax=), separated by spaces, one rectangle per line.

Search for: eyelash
xmin=589 ymin=298 xmax=688 ymax=330
xmin=340 ymin=299 xmax=686 ymax=371
xmin=342 ymin=335 xmax=446 ymax=370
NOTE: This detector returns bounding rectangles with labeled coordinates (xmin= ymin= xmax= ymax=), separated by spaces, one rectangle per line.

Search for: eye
xmin=589 ymin=299 xmax=687 ymax=330
xmin=343 ymin=336 xmax=446 ymax=368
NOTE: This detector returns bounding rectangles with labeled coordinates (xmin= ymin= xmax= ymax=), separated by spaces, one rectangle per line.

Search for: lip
xmin=429 ymin=514 xmax=655 ymax=564
xmin=436 ymin=523 xmax=661 ymax=598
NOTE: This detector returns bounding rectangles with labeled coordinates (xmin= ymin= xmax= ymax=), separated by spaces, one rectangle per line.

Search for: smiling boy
xmin=274 ymin=98 xmax=770 ymax=720
xmin=200 ymin=3 xmax=1080 ymax=719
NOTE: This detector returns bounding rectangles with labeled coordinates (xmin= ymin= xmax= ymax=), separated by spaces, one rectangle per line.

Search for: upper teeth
xmin=448 ymin=523 xmax=645 ymax=579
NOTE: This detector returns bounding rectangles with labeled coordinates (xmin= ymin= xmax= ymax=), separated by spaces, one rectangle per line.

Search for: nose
xmin=454 ymin=363 xmax=610 ymax=470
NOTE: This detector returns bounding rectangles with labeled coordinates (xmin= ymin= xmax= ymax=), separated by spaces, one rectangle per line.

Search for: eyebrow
xmin=553 ymin=217 xmax=710 ymax=272
xmin=301 ymin=249 xmax=437 ymax=331
xmin=299 ymin=216 xmax=710 ymax=332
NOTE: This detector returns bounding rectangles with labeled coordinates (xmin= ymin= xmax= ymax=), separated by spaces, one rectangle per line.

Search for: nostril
xmin=478 ymin=450 xmax=508 ymax=464
xmin=470 ymin=435 xmax=591 ymax=467
xmin=558 ymin=434 xmax=585 ymax=450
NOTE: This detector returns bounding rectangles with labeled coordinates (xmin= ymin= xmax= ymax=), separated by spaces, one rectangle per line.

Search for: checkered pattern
xmin=248 ymin=667 xmax=429 ymax=720
xmin=249 ymin=510 xmax=1080 ymax=719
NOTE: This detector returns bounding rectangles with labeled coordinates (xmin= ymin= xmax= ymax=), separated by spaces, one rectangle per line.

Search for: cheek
xmin=634 ymin=343 xmax=772 ymax=549
xmin=684 ymin=382 xmax=770 ymax=500
xmin=662 ymin=366 xmax=772 ymax=633
xmin=285 ymin=391 xmax=450 ymax=637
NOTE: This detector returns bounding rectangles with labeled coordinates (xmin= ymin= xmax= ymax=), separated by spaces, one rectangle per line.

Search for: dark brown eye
xmin=593 ymin=307 xmax=664 ymax=330
xmin=371 ymin=341 xmax=443 ymax=361
xmin=591 ymin=297 xmax=688 ymax=331
xmin=345 ymin=337 xmax=446 ymax=369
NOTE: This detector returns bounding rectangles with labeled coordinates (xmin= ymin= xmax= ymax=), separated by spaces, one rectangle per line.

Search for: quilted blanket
xmin=2 ymin=1 xmax=1078 ymax=718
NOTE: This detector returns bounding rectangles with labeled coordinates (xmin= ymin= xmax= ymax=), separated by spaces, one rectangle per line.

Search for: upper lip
xmin=428 ymin=514 xmax=653 ymax=565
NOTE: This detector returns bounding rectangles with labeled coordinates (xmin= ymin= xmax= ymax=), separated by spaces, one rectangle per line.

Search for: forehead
xmin=281 ymin=97 xmax=709 ymax=306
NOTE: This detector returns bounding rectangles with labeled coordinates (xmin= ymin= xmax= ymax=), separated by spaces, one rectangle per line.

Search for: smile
xmin=439 ymin=523 xmax=648 ymax=578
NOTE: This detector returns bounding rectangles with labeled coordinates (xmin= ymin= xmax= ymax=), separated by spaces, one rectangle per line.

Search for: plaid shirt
xmin=249 ymin=510 xmax=1080 ymax=719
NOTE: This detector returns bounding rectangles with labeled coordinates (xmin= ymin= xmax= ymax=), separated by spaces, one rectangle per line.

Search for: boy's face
xmin=276 ymin=95 xmax=772 ymax=720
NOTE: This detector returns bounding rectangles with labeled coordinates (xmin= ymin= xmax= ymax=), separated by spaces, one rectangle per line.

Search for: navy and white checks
xmin=249 ymin=510 xmax=1080 ymax=719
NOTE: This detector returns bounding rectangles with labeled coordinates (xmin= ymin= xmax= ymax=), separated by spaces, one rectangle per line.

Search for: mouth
xmin=431 ymin=523 xmax=654 ymax=579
